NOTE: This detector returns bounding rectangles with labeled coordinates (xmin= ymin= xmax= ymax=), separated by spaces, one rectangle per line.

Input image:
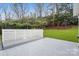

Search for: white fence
xmin=2 ymin=29 xmax=43 ymax=49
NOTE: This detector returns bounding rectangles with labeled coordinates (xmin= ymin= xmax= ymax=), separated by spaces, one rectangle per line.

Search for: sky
xmin=0 ymin=3 xmax=52 ymax=20
xmin=0 ymin=3 xmax=73 ymax=20
xmin=0 ymin=3 xmax=37 ymax=20
xmin=0 ymin=3 xmax=36 ymax=12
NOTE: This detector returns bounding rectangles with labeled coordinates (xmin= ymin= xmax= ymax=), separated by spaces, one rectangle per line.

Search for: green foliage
xmin=1 ymin=12 xmax=78 ymax=29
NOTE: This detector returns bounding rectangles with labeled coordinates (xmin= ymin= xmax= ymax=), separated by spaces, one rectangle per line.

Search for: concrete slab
xmin=0 ymin=38 xmax=78 ymax=56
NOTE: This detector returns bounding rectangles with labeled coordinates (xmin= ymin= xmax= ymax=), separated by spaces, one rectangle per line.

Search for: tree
xmin=3 ymin=8 xmax=7 ymax=20
xmin=0 ymin=14 xmax=1 ymax=20
xmin=12 ymin=3 xmax=27 ymax=20
xmin=35 ymin=3 xmax=44 ymax=18
xmin=47 ymin=3 xmax=59 ymax=26
xmin=58 ymin=3 xmax=73 ymax=14
xmin=3 ymin=6 xmax=12 ymax=20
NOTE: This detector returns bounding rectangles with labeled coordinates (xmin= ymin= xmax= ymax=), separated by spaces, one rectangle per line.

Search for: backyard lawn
xmin=44 ymin=26 xmax=78 ymax=42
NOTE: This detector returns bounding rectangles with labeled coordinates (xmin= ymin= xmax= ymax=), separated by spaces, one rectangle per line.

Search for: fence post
xmin=77 ymin=15 xmax=79 ymax=48
xmin=1 ymin=30 xmax=4 ymax=50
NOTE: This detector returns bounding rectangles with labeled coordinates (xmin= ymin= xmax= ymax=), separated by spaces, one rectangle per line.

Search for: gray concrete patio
xmin=0 ymin=38 xmax=79 ymax=56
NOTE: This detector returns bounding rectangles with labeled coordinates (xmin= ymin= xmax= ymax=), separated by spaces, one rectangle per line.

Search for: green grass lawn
xmin=44 ymin=26 xmax=78 ymax=42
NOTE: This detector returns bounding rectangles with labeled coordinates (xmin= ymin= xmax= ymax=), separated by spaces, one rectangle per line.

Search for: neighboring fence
xmin=2 ymin=29 xmax=43 ymax=49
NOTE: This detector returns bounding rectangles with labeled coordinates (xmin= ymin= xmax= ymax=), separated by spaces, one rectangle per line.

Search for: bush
xmin=1 ymin=14 xmax=78 ymax=29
